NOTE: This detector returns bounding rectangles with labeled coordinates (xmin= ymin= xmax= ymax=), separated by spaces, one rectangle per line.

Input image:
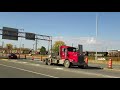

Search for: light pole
xmin=95 ymin=13 xmax=98 ymax=60
xmin=19 ymin=29 xmax=24 ymax=54
xmin=72 ymin=43 xmax=73 ymax=47
xmin=33 ymin=44 xmax=34 ymax=51
xmin=22 ymin=44 xmax=24 ymax=48
xmin=35 ymin=38 xmax=38 ymax=52
xmin=48 ymin=41 xmax=50 ymax=54
xmin=2 ymin=41 xmax=4 ymax=48
xmin=50 ymin=36 xmax=52 ymax=56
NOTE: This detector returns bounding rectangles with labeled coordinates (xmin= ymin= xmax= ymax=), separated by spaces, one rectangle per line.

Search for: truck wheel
xmin=43 ymin=59 xmax=48 ymax=65
xmin=78 ymin=64 xmax=88 ymax=69
xmin=64 ymin=60 xmax=71 ymax=68
xmin=84 ymin=64 xmax=88 ymax=69
xmin=47 ymin=59 xmax=52 ymax=65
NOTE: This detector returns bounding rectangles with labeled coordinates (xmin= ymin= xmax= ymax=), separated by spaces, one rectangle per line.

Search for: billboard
xmin=25 ymin=33 xmax=35 ymax=40
xmin=2 ymin=27 xmax=18 ymax=40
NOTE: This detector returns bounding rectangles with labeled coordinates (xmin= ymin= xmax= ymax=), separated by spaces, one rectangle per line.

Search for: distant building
xmin=83 ymin=51 xmax=108 ymax=57
xmin=108 ymin=50 xmax=120 ymax=57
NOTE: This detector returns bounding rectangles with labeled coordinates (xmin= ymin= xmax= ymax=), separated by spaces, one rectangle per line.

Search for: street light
xmin=95 ymin=13 xmax=98 ymax=60
xmin=22 ymin=44 xmax=24 ymax=48
xmin=33 ymin=44 xmax=34 ymax=51
xmin=2 ymin=41 xmax=4 ymax=48
xmin=19 ymin=29 xmax=24 ymax=54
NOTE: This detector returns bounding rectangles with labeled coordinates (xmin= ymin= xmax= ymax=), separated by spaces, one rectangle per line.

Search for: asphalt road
xmin=0 ymin=59 xmax=120 ymax=78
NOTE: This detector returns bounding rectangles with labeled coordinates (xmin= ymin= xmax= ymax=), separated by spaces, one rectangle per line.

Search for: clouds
xmin=1 ymin=35 xmax=120 ymax=52
xmin=53 ymin=36 xmax=97 ymax=45
xmin=52 ymin=36 xmax=120 ymax=51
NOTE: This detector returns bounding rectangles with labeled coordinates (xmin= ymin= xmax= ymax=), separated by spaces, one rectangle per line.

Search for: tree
xmin=5 ymin=44 xmax=13 ymax=54
xmin=13 ymin=45 xmax=17 ymax=49
xmin=6 ymin=44 xmax=13 ymax=49
xmin=52 ymin=41 xmax=66 ymax=53
xmin=40 ymin=46 xmax=46 ymax=55
xmin=22 ymin=48 xmax=31 ymax=54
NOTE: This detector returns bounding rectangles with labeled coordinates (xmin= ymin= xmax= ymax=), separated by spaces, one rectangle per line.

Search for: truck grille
xmin=78 ymin=55 xmax=85 ymax=63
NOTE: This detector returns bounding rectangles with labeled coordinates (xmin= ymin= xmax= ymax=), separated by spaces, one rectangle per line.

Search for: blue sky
xmin=0 ymin=12 xmax=120 ymax=51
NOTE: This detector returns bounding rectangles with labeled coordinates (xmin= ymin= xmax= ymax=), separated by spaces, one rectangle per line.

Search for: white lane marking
xmin=14 ymin=62 xmax=28 ymax=64
xmin=0 ymin=60 xmax=40 ymax=67
xmin=1 ymin=59 xmax=8 ymax=60
xmin=21 ymin=62 xmax=28 ymax=64
xmin=0 ymin=64 xmax=59 ymax=78
xmin=10 ymin=60 xmax=18 ymax=62
xmin=54 ymin=68 xmax=63 ymax=70
xmin=34 ymin=64 xmax=40 ymax=66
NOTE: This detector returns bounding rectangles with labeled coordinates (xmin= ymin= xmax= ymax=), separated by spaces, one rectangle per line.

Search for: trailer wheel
xmin=64 ymin=60 xmax=71 ymax=68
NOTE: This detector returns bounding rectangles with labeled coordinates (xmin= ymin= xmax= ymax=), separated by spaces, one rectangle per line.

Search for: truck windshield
xmin=67 ymin=47 xmax=77 ymax=52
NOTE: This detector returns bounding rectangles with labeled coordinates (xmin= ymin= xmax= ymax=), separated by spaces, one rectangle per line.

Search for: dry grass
xmin=87 ymin=56 xmax=120 ymax=65
xmin=87 ymin=56 xmax=120 ymax=61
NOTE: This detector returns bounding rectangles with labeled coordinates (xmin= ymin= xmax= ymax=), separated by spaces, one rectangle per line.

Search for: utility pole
xmin=50 ymin=36 xmax=52 ymax=56
xmin=48 ymin=41 xmax=50 ymax=54
xmin=2 ymin=41 xmax=4 ymax=48
xmin=35 ymin=38 xmax=38 ymax=51
xmin=95 ymin=13 xmax=98 ymax=60
xmin=14 ymin=45 xmax=17 ymax=48
xmin=72 ymin=43 xmax=73 ymax=47
xmin=19 ymin=29 xmax=24 ymax=54
xmin=33 ymin=44 xmax=35 ymax=51
xmin=22 ymin=44 xmax=24 ymax=48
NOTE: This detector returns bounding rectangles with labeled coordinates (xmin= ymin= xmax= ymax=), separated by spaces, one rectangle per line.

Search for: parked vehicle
xmin=8 ymin=53 xmax=17 ymax=59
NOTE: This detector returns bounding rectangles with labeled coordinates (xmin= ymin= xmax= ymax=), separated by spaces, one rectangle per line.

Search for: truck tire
xmin=64 ymin=60 xmax=71 ymax=68
xmin=78 ymin=64 xmax=88 ymax=69
xmin=43 ymin=59 xmax=48 ymax=65
xmin=47 ymin=59 xmax=53 ymax=65
xmin=84 ymin=64 xmax=88 ymax=69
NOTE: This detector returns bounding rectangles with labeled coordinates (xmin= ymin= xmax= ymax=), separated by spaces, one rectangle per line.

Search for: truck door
xmin=64 ymin=48 xmax=68 ymax=59
xmin=61 ymin=48 xmax=65 ymax=59
xmin=61 ymin=48 xmax=68 ymax=59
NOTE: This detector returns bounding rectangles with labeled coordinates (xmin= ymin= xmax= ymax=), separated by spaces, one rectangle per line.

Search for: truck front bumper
xmin=71 ymin=61 xmax=87 ymax=66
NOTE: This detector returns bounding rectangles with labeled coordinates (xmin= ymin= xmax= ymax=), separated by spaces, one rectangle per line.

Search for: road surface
xmin=0 ymin=59 xmax=120 ymax=78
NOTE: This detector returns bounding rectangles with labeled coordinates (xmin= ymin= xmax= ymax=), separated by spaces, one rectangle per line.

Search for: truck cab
xmin=60 ymin=45 xmax=87 ymax=68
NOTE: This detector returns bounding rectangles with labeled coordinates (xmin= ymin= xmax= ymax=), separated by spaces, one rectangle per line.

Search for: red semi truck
xmin=43 ymin=45 xmax=88 ymax=68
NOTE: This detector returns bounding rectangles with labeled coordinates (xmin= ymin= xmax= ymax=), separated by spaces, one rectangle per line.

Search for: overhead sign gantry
xmin=0 ymin=27 xmax=52 ymax=53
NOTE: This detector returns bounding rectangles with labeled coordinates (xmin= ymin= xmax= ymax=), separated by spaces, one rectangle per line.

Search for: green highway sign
xmin=25 ymin=32 xmax=35 ymax=40
xmin=2 ymin=27 xmax=18 ymax=40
